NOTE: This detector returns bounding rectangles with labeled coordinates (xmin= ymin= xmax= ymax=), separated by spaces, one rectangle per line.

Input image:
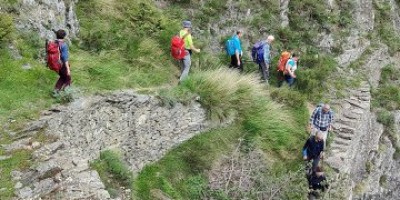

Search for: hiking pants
xmin=285 ymin=74 xmax=295 ymax=87
xmin=229 ymin=55 xmax=243 ymax=72
xmin=258 ymin=62 xmax=269 ymax=80
xmin=179 ymin=50 xmax=191 ymax=82
xmin=55 ymin=65 xmax=71 ymax=91
xmin=310 ymin=125 xmax=328 ymax=149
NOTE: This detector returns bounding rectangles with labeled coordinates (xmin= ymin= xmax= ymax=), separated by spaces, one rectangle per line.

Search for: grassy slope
xmin=3 ymin=0 xmax=398 ymax=199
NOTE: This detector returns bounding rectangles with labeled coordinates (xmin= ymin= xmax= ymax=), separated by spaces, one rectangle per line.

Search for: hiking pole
xmin=199 ymin=53 xmax=201 ymax=71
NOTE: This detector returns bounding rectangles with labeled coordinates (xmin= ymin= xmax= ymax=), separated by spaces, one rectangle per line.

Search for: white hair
xmin=267 ymin=35 xmax=275 ymax=41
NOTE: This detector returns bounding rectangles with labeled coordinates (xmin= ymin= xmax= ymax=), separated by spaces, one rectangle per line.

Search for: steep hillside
xmin=1 ymin=0 xmax=400 ymax=199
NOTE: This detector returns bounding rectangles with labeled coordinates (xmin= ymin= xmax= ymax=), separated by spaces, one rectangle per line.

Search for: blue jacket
xmin=232 ymin=35 xmax=242 ymax=55
xmin=263 ymin=42 xmax=271 ymax=64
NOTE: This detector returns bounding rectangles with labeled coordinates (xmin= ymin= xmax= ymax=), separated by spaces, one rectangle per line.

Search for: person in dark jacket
xmin=302 ymin=132 xmax=324 ymax=171
xmin=308 ymin=166 xmax=328 ymax=191
xmin=53 ymin=29 xmax=71 ymax=95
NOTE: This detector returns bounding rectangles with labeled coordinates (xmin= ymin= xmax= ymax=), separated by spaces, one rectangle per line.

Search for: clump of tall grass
xmin=179 ymin=68 xmax=264 ymax=121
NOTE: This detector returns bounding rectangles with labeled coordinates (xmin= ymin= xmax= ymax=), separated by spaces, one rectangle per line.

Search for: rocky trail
xmin=3 ymin=91 xmax=212 ymax=199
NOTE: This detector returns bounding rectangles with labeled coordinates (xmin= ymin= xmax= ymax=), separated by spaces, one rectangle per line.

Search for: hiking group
xmin=46 ymin=21 xmax=333 ymax=196
xmin=171 ymin=20 xmax=334 ymax=196
xmin=171 ymin=20 xmax=298 ymax=86
xmin=303 ymin=103 xmax=334 ymax=197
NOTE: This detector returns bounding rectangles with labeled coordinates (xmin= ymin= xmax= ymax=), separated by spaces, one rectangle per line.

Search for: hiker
xmin=307 ymin=166 xmax=329 ymax=191
xmin=277 ymin=51 xmax=291 ymax=87
xmin=302 ymin=131 xmax=324 ymax=172
xmin=53 ymin=29 xmax=71 ymax=95
xmin=228 ymin=30 xmax=244 ymax=72
xmin=179 ymin=20 xmax=200 ymax=82
xmin=284 ymin=53 xmax=298 ymax=87
xmin=259 ymin=35 xmax=274 ymax=82
xmin=309 ymin=104 xmax=334 ymax=148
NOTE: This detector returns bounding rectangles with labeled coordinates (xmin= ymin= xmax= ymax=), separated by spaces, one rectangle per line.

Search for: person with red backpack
xmin=277 ymin=51 xmax=291 ymax=87
xmin=47 ymin=29 xmax=71 ymax=96
xmin=178 ymin=20 xmax=200 ymax=82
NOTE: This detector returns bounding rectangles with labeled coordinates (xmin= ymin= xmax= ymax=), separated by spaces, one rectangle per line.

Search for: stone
xmin=14 ymin=182 xmax=23 ymax=189
xmin=11 ymin=170 xmax=23 ymax=181
xmin=16 ymin=186 xmax=33 ymax=199
xmin=31 ymin=141 xmax=41 ymax=149
xmin=0 ymin=155 xmax=11 ymax=161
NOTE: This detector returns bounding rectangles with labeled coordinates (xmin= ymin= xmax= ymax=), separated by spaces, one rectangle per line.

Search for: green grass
xmin=374 ymin=1 xmax=400 ymax=54
xmin=0 ymin=149 xmax=32 ymax=199
xmin=133 ymin=70 xmax=309 ymax=199
xmin=91 ymin=150 xmax=133 ymax=198
xmin=372 ymin=64 xmax=400 ymax=160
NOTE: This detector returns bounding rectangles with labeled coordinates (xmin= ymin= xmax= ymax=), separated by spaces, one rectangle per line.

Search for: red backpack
xmin=277 ymin=51 xmax=291 ymax=73
xmin=170 ymin=32 xmax=189 ymax=60
xmin=46 ymin=40 xmax=63 ymax=72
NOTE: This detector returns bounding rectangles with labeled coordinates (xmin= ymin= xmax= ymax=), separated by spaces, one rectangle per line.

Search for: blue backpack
xmin=251 ymin=41 xmax=265 ymax=64
xmin=225 ymin=38 xmax=235 ymax=56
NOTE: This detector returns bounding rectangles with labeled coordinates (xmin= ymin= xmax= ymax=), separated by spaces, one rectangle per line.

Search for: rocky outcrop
xmin=279 ymin=0 xmax=289 ymax=28
xmin=13 ymin=0 xmax=79 ymax=39
xmin=6 ymin=91 xmax=211 ymax=199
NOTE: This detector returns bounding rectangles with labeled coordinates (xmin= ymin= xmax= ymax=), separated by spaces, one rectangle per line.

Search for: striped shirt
xmin=309 ymin=107 xmax=334 ymax=129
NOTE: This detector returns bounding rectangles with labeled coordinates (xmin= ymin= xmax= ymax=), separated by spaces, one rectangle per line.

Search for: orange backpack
xmin=277 ymin=51 xmax=291 ymax=72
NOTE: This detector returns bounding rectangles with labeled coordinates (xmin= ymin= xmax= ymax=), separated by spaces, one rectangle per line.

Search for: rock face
xmin=8 ymin=91 xmax=211 ymax=199
xmin=14 ymin=0 xmax=79 ymax=39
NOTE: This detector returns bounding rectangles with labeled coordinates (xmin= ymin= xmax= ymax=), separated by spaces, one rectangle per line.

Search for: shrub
xmin=0 ymin=13 xmax=14 ymax=43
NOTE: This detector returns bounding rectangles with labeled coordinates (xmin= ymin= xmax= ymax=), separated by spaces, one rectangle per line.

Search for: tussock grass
xmin=181 ymin=69 xmax=264 ymax=120
xmin=135 ymin=69 xmax=309 ymax=199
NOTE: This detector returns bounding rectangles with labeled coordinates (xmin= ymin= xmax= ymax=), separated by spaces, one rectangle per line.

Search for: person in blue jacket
xmin=229 ymin=31 xmax=243 ymax=72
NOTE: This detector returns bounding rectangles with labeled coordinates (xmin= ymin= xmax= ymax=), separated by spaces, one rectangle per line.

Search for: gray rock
xmin=14 ymin=182 xmax=23 ymax=189
xmin=13 ymin=91 xmax=213 ymax=199
xmin=0 ymin=155 xmax=11 ymax=161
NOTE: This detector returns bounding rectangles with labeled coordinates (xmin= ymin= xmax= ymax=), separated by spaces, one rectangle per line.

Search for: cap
xmin=182 ymin=20 xmax=192 ymax=28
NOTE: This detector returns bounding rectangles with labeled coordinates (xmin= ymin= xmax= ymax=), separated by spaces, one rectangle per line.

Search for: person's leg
xmin=287 ymin=77 xmax=294 ymax=87
xmin=312 ymin=157 xmax=320 ymax=172
xmin=277 ymin=71 xmax=284 ymax=87
xmin=321 ymin=130 xmax=328 ymax=149
xmin=259 ymin=62 xmax=268 ymax=80
xmin=55 ymin=66 xmax=66 ymax=91
xmin=179 ymin=52 xmax=191 ymax=82
xmin=237 ymin=56 xmax=244 ymax=72
xmin=265 ymin=63 xmax=270 ymax=80
xmin=229 ymin=55 xmax=237 ymax=69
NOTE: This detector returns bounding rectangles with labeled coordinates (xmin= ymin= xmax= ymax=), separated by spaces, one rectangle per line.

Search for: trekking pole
xmin=199 ymin=53 xmax=201 ymax=71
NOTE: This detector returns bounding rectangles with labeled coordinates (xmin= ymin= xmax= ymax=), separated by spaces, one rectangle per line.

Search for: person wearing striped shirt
xmin=309 ymin=104 xmax=334 ymax=147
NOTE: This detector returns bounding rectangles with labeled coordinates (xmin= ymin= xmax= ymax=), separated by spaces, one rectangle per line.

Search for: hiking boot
xmin=51 ymin=90 xmax=60 ymax=98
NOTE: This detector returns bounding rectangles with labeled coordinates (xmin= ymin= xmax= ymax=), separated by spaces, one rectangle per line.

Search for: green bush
xmin=0 ymin=13 xmax=14 ymax=43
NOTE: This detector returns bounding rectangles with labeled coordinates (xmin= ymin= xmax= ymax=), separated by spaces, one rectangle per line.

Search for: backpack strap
xmin=56 ymin=40 xmax=64 ymax=64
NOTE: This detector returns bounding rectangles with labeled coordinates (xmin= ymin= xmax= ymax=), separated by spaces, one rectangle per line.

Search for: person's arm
xmin=286 ymin=61 xmax=296 ymax=78
xmin=263 ymin=44 xmax=270 ymax=64
xmin=60 ymin=43 xmax=70 ymax=75
xmin=302 ymin=138 xmax=310 ymax=160
xmin=309 ymin=108 xmax=318 ymax=132
xmin=186 ymin=33 xmax=200 ymax=53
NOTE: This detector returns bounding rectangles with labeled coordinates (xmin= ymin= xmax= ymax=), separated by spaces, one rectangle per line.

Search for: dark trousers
xmin=229 ymin=55 xmax=243 ymax=72
xmin=285 ymin=74 xmax=295 ymax=87
xmin=258 ymin=62 xmax=269 ymax=80
xmin=277 ymin=71 xmax=285 ymax=87
xmin=55 ymin=65 xmax=71 ymax=91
